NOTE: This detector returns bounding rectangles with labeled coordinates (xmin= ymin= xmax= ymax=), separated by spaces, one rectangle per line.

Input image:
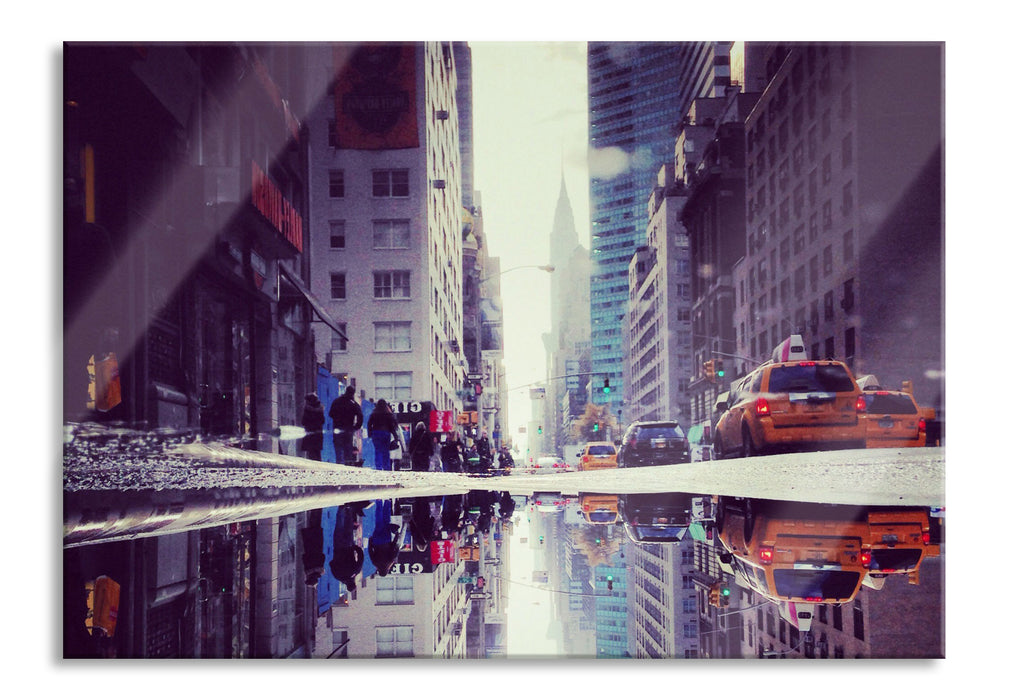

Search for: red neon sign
xmin=251 ymin=161 xmax=303 ymax=252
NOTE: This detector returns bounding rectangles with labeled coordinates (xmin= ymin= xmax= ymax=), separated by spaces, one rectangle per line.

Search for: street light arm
xmin=479 ymin=264 xmax=555 ymax=285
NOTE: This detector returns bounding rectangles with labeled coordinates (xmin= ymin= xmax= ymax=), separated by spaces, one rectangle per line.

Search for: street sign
xmin=458 ymin=575 xmax=477 ymax=584
xmin=456 ymin=411 xmax=478 ymax=425
xmin=430 ymin=410 xmax=454 ymax=433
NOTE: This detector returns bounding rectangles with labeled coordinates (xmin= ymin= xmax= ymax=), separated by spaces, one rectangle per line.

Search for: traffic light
xmin=704 ymin=359 xmax=715 ymax=382
xmin=719 ymin=583 xmax=731 ymax=607
xmin=537 ymin=425 xmax=543 ymax=434
xmin=715 ymin=359 xmax=725 ymax=379
xmin=593 ymin=421 xmax=600 ymax=432
xmin=606 ymin=574 xmax=614 ymax=591
xmin=603 ymin=377 xmax=610 ymax=394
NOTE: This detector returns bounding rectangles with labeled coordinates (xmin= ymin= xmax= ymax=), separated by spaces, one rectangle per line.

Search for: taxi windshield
xmin=768 ymin=364 xmax=855 ymax=393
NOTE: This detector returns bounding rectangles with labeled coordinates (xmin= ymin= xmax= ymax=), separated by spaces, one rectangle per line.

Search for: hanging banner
xmin=333 ymin=42 xmax=419 ymax=150
xmin=430 ymin=539 xmax=455 ymax=566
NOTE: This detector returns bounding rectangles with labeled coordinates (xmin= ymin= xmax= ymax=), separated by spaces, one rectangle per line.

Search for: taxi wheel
xmin=742 ymin=427 xmax=758 ymax=458
xmin=743 ymin=499 xmax=756 ymax=541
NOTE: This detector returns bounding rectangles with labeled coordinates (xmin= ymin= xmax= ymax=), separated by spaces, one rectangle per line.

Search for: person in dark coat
xmin=328 ymin=386 xmax=363 ymax=465
xmin=408 ymin=421 xmax=434 ymax=472
xmin=300 ymin=393 xmax=325 ymax=461
xmin=367 ymin=399 xmax=399 ymax=471
xmin=408 ymin=497 xmax=437 ymax=550
xmin=367 ymin=499 xmax=401 ymax=576
xmin=475 ymin=431 xmax=492 ymax=474
xmin=440 ymin=494 xmax=464 ymax=536
xmin=330 ymin=503 xmax=366 ymax=593
xmin=498 ymin=492 xmax=516 ymax=521
xmin=440 ymin=430 xmax=463 ymax=473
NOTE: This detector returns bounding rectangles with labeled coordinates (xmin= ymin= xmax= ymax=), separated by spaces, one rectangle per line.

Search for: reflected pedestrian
xmin=328 ymin=386 xmax=363 ymax=465
xmin=301 ymin=509 xmax=325 ymax=586
xmin=300 ymin=393 xmax=325 ymax=461
xmin=367 ymin=399 xmax=398 ymax=471
xmin=368 ymin=499 xmax=401 ymax=576
xmin=330 ymin=503 xmax=366 ymax=593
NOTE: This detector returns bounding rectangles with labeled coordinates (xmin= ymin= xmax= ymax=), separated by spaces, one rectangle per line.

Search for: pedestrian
xmin=475 ymin=431 xmax=492 ymax=474
xmin=330 ymin=503 xmax=366 ymax=593
xmin=367 ymin=399 xmax=399 ymax=471
xmin=408 ymin=421 xmax=434 ymax=472
xmin=300 ymin=393 xmax=325 ymax=461
xmin=328 ymin=386 xmax=363 ymax=465
xmin=367 ymin=499 xmax=401 ymax=577
xmin=440 ymin=430 xmax=463 ymax=473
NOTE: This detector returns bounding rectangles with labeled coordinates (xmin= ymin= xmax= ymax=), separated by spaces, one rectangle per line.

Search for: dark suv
xmin=617 ymin=420 xmax=690 ymax=467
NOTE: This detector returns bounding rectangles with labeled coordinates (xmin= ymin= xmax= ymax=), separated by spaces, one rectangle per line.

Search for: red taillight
xmin=756 ymin=397 xmax=771 ymax=416
xmin=918 ymin=417 xmax=927 ymax=433
xmin=535 ymin=500 xmax=542 ymax=505
xmin=875 ymin=391 xmax=890 ymax=396
xmin=758 ymin=546 xmax=774 ymax=563
xmin=860 ymin=549 xmax=872 ymax=567
xmin=798 ymin=361 xmax=816 ymax=366
xmin=855 ymin=395 xmax=867 ymax=413
xmin=922 ymin=532 xmax=930 ymax=545
xmin=805 ymin=596 xmax=824 ymax=602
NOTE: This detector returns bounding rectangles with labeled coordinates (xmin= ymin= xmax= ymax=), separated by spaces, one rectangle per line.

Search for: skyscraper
xmin=588 ymin=43 xmax=738 ymax=413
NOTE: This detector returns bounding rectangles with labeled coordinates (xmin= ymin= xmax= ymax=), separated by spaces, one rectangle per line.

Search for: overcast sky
xmin=470 ymin=42 xmax=592 ymax=456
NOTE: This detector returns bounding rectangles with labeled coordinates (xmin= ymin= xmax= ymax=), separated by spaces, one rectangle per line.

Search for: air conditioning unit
xmin=432 ymin=179 xmax=446 ymax=189
xmin=435 ymin=109 xmax=449 ymax=120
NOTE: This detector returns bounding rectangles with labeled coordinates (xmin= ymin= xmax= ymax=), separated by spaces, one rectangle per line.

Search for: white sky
xmin=470 ymin=42 xmax=592 ymax=455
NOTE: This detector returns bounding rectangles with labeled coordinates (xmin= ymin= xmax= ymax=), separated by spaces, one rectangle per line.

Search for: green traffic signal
xmin=721 ymin=585 xmax=731 ymax=597
xmin=603 ymin=377 xmax=610 ymax=394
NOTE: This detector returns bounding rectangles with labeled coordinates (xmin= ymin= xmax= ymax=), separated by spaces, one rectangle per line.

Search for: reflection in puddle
xmin=63 ymin=484 xmax=944 ymax=659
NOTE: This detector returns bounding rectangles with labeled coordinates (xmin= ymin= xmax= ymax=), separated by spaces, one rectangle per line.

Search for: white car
xmin=532 ymin=492 xmax=566 ymax=512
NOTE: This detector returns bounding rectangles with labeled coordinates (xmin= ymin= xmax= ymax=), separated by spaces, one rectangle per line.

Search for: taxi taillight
xmin=756 ymin=397 xmax=771 ymax=416
xmin=922 ymin=531 xmax=930 ymax=546
xmin=918 ymin=417 xmax=927 ymax=433
xmin=855 ymin=395 xmax=867 ymax=413
xmin=758 ymin=546 xmax=774 ymax=564
xmin=860 ymin=549 xmax=872 ymax=567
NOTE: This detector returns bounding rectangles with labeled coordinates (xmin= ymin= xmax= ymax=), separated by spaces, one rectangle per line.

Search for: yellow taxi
xmin=715 ymin=498 xmax=870 ymax=604
xmin=579 ymin=441 xmax=618 ymax=471
xmin=862 ymin=390 xmax=927 ymax=448
xmin=578 ymin=493 xmax=620 ymax=524
xmin=864 ymin=507 xmax=940 ymax=585
xmin=713 ymin=359 xmax=866 ymax=458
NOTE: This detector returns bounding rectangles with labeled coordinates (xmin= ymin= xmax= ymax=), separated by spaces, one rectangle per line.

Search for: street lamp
xmin=478 ymin=264 xmax=555 ymax=285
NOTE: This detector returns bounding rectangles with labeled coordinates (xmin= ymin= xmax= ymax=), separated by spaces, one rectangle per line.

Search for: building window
xmin=374 ymin=271 xmax=411 ymax=299
xmin=842 ymin=181 xmax=854 ymax=216
xmin=843 ymin=229 xmax=855 ymax=263
xmin=373 ymin=219 xmax=410 ymax=249
xmin=327 ymin=120 xmax=338 ymax=148
xmin=375 ymin=372 xmax=412 ymax=401
xmin=373 ymin=169 xmax=409 ymax=198
xmin=822 ymin=200 xmax=833 ymax=230
xmin=842 ymin=132 xmax=853 ymax=168
xmin=329 ymin=170 xmax=345 ymax=198
xmin=809 ymin=213 xmax=818 ymax=242
xmin=376 ymin=626 xmax=414 ymax=658
xmin=329 ymin=221 xmax=346 ymax=249
xmin=853 ymin=599 xmax=865 ymax=640
xmin=374 ymin=321 xmax=411 ymax=352
xmin=330 ymin=272 xmax=346 ymax=300
xmin=821 ymin=154 xmax=831 ymax=185
xmin=793 ymin=225 xmax=805 ymax=255
xmin=832 ymin=604 xmax=844 ymax=631
xmin=376 ymin=576 xmax=415 ymax=605
xmin=823 ymin=244 xmax=833 ymax=275
xmin=332 ymin=324 xmax=348 ymax=353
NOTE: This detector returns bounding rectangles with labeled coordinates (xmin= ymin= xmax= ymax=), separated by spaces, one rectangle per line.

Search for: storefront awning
xmin=278 ymin=262 xmax=348 ymax=342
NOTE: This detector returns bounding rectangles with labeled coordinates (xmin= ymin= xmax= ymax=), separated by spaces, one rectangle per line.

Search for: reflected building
xmin=629 ymin=540 xmax=700 ymax=658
